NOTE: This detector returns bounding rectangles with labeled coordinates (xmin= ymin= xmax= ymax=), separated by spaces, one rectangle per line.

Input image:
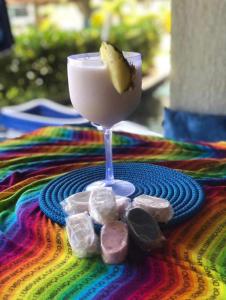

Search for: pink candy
xmin=101 ymin=221 xmax=128 ymax=264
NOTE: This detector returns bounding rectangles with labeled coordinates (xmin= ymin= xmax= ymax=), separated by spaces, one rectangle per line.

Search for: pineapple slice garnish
xmin=100 ymin=42 xmax=135 ymax=94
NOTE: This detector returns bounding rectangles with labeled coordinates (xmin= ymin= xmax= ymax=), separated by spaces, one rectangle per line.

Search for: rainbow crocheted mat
xmin=40 ymin=162 xmax=204 ymax=226
xmin=0 ymin=126 xmax=225 ymax=300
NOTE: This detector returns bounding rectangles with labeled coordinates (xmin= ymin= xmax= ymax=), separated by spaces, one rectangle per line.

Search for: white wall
xmin=171 ymin=0 xmax=226 ymax=115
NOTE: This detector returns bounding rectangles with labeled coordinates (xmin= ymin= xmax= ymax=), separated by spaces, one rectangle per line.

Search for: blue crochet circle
xmin=39 ymin=163 xmax=204 ymax=226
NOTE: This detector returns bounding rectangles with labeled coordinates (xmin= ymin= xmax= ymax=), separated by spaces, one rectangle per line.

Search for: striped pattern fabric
xmin=0 ymin=126 xmax=225 ymax=300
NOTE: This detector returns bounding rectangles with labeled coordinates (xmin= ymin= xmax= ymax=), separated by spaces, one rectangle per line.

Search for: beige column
xmin=171 ymin=0 xmax=226 ymax=115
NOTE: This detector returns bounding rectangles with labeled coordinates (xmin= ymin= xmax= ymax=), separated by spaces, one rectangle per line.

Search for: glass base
xmin=85 ymin=179 xmax=135 ymax=197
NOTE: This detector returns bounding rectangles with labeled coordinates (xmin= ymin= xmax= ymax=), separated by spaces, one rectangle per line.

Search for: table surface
xmin=0 ymin=126 xmax=225 ymax=300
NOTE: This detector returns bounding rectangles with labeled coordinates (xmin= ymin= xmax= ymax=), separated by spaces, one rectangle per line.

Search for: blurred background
xmin=0 ymin=0 xmax=170 ymax=137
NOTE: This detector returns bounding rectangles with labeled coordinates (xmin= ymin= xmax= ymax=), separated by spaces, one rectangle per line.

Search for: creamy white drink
xmin=67 ymin=48 xmax=142 ymax=196
xmin=67 ymin=52 xmax=142 ymax=128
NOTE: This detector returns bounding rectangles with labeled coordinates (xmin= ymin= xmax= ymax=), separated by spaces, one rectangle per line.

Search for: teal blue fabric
xmin=164 ymin=107 xmax=226 ymax=142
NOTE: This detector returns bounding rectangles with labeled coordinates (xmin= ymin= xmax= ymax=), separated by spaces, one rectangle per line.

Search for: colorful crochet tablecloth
xmin=0 ymin=126 xmax=225 ymax=300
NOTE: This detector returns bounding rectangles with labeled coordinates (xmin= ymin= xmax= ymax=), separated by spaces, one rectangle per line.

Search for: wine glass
xmin=67 ymin=52 xmax=142 ymax=196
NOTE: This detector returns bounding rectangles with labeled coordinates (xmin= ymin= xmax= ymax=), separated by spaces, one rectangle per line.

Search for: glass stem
xmin=103 ymin=127 xmax=114 ymax=185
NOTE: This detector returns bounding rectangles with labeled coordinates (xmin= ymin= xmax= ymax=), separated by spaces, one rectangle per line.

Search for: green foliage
xmin=0 ymin=17 xmax=160 ymax=106
xmin=109 ymin=14 xmax=160 ymax=74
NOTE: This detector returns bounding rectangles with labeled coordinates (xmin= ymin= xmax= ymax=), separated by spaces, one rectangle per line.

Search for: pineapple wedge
xmin=100 ymin=42 xmax=135 ymax=94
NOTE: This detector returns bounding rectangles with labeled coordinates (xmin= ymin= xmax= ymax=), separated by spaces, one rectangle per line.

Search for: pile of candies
xmin=61 ymin=188 xmax=174 ymax=264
